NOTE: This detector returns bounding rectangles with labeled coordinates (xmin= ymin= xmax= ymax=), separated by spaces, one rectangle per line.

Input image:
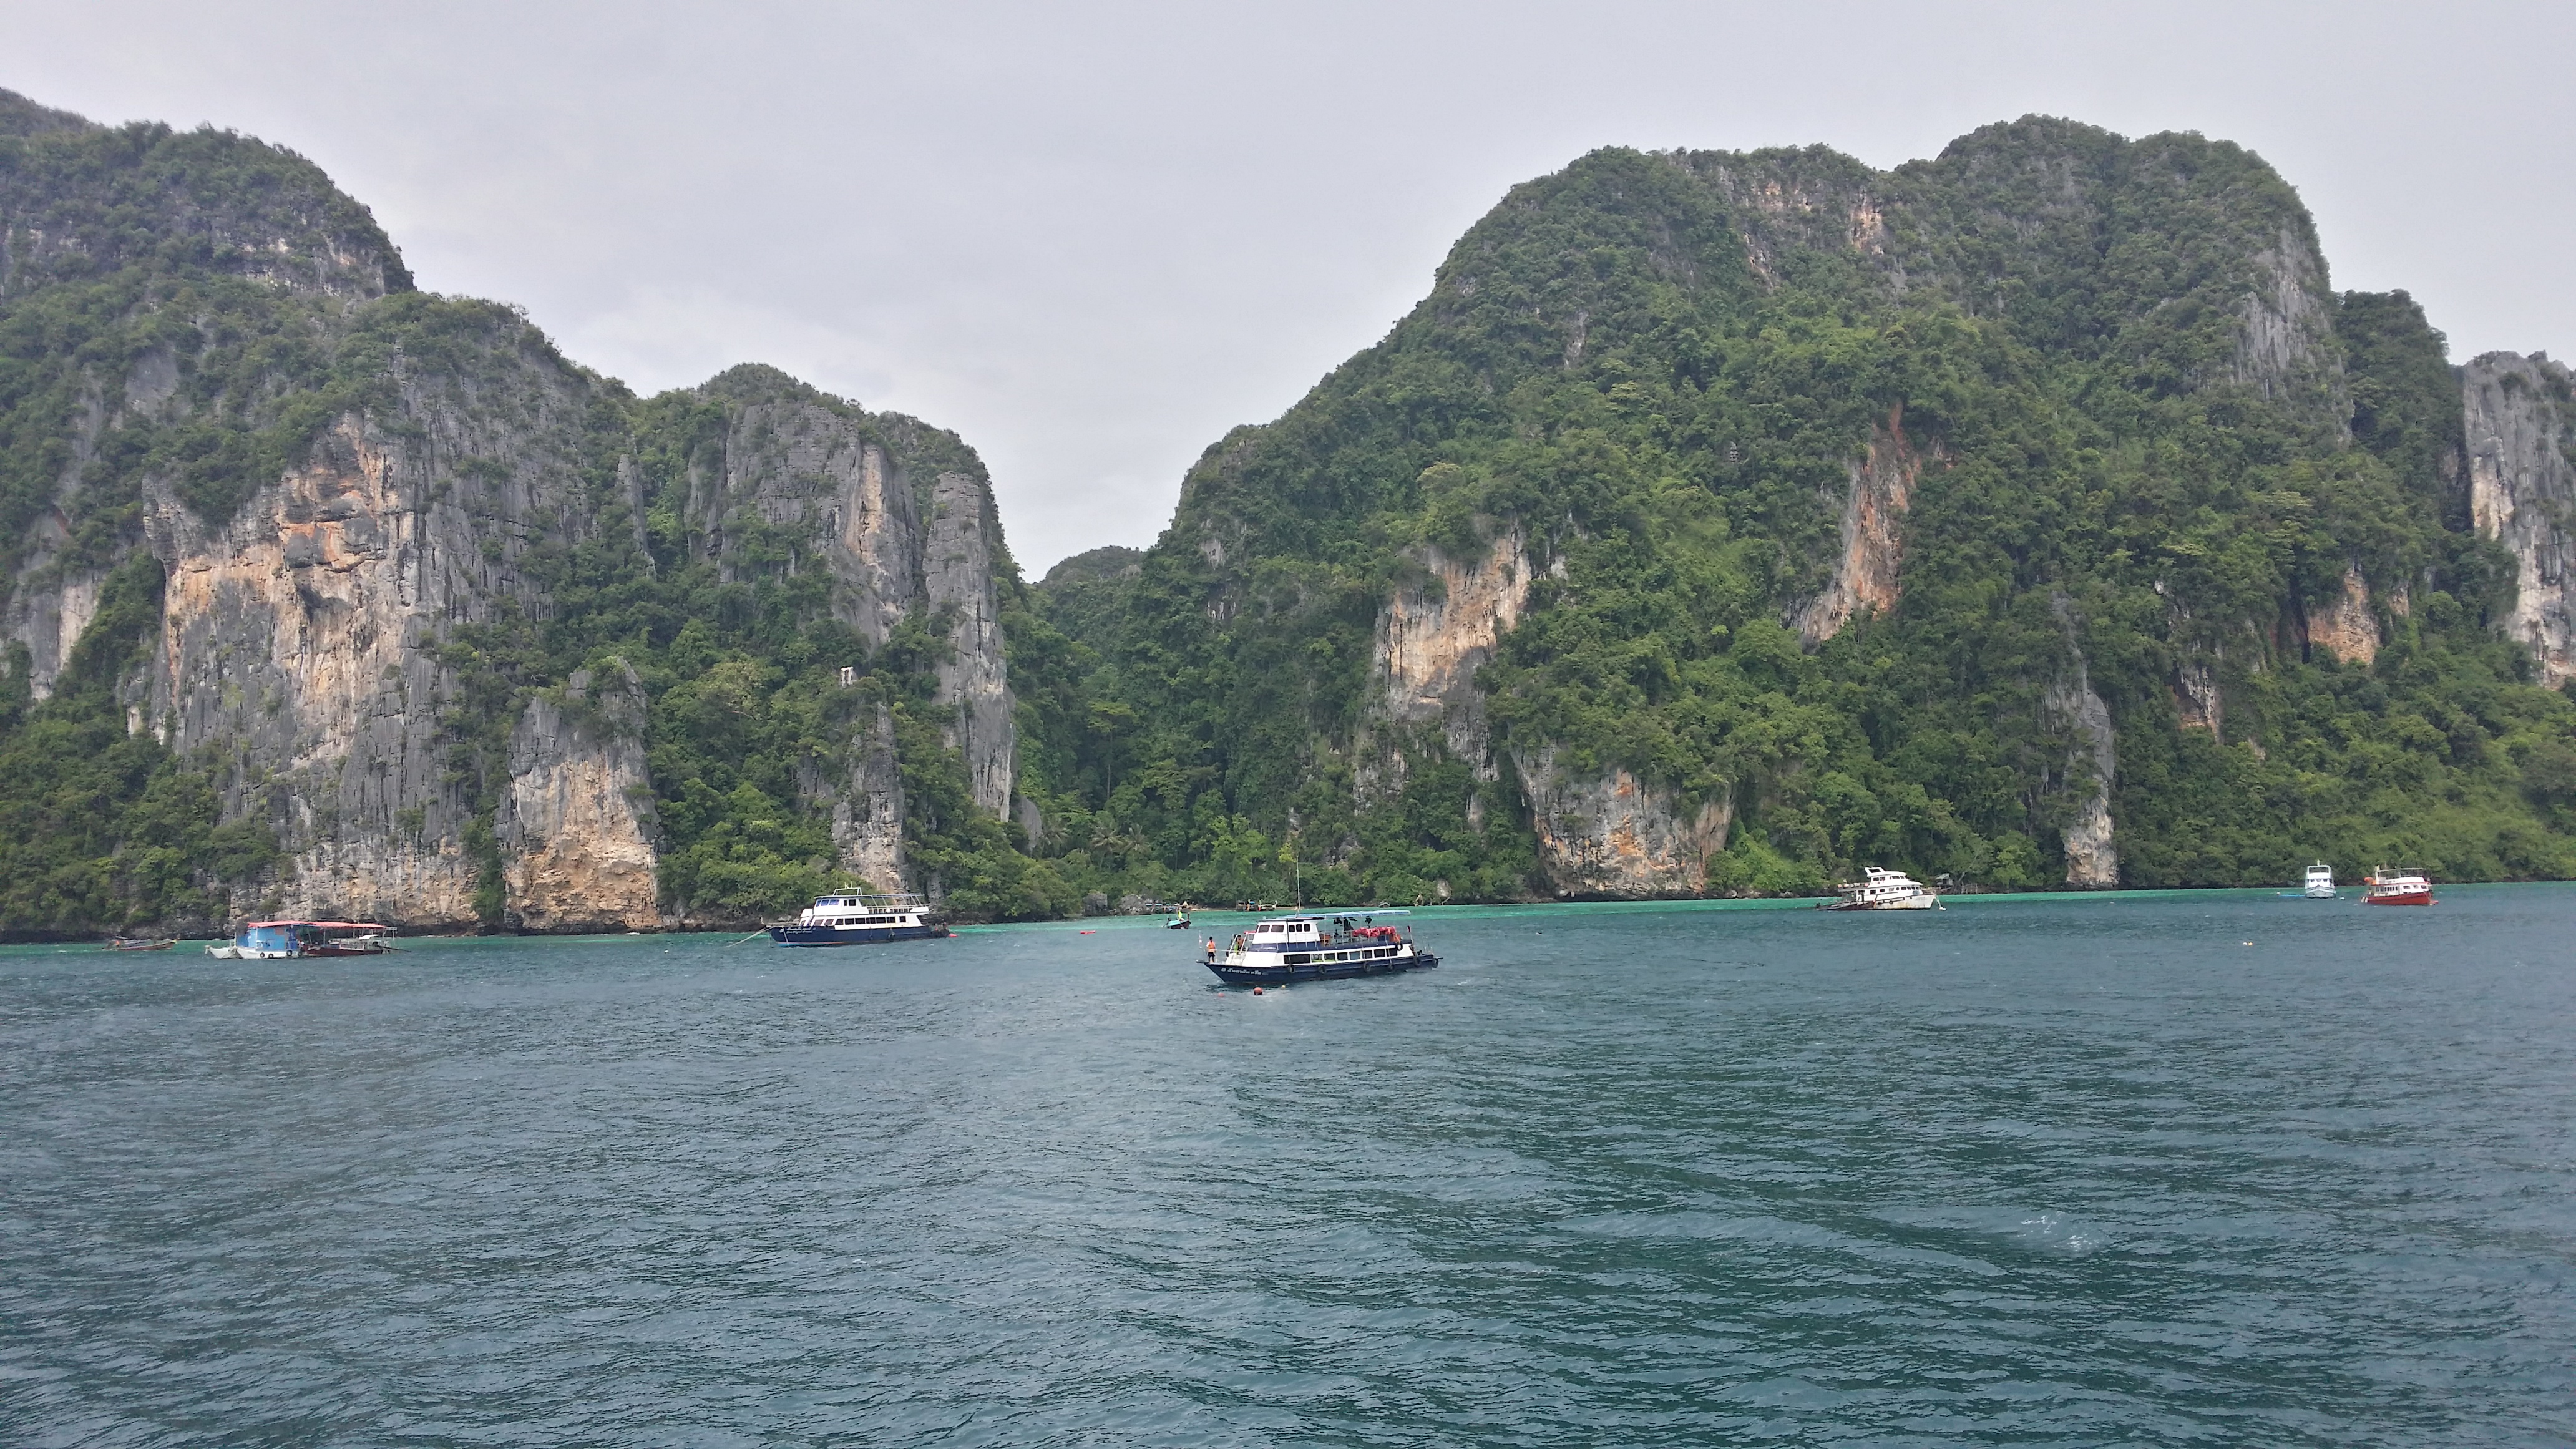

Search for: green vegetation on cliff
xmin=0 ymin=556 xmax=276 ymax=933
xmin=4 ymin=89 xmax=2571 ymax=934
xmin=1015 ymin=122 xmax=2576 ymax=900
xmin=0 ymin=97 xmax=1044 ymax=932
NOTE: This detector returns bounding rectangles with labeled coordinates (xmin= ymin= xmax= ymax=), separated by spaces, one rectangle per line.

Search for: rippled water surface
xmin=6 ymin=889 xmax=2575 ymax=1446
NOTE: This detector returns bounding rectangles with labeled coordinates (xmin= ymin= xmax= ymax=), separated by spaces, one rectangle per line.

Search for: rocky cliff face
xmin=801 ymin=701 xmax=907 ymax=893
xmin=2306 ymin=565 xmax=2381 ymax=666
xmin=1515 ymin=746 xmax=1729 ymax=897
xmin=698 ymin=398 xmax=927 ymax=644
xmin=922 ymin=471 xmax=1017 ymax=819
xmin=499 ymin=668 xmax=659 ymax=932
xmin=1365 ymin=527 xmax=1534 ymax=793
xmin=0 ymin=95 xmax=1025 ymax=930
xmin=2049 ymin=598 xmax=2119 ymax=888
xmin=2463 ymin=352 xmax=2576 ymax=685
xmin=695 ymin=388 xmax=1018 ymax=822
xmin=130 ymin=330 xmax=642 ymax=929
xmin=1792 ymin=406 xmax=1923 ymax=645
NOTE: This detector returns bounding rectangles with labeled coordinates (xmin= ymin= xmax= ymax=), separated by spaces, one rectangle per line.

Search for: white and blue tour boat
xmin=1202 ymin=912 xmax=1437 ymax=985
xmin=766 ymin=893 xmax=949 ymax=947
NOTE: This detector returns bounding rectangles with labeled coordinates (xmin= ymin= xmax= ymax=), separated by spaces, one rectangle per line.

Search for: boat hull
xmin=2363 ymin=890 xmax=2434 ymax=906
xmin=1206 ymin=952 xmax=1438 ymax=985
xmin=766 ymin=924 xmax=949 ymax=947
xmin=1817 ymin=895 xmax=1939 ymax=910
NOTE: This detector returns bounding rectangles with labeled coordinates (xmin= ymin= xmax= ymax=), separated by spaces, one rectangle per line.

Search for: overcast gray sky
xmin=7 ymin=1 xmax=2572 ymax=574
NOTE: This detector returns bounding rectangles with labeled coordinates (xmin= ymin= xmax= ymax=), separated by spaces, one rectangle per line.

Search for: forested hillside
xmin=4 ymin=90 xmax=2571 ymax=934
xmin=0 ymin=92 xmax=1052 ymax=936
xmin=1010 ymin=120 xmax=2576 ymax=905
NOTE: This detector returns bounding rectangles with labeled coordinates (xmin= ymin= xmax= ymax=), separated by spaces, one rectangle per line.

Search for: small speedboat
xmin=105 ymin=937 xmax=177 ymax=951
xmin=1817 ymin=867 xmax=1941 ymax=910
xmin=2361 ymin=867 xmax=2435 ymax=906
xmin=1164 ymin=903 xmax=1194 ymax=930
xmin=1203 ymin=912 xmax=1436 ymax=985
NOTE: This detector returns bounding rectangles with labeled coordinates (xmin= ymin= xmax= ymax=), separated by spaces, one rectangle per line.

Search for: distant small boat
xmin=2279 ymin=862 xmax=2338 ymax=899
xmin=2361 ymin=867 xmax=2436 ymax=906
xmin=1817 ymin=867 xmax=1941 ymax=910
xmin=1164 ymin=902 xmax=1194 ymax=929
xmin=105 ymin=937 xmax=177 ymax=952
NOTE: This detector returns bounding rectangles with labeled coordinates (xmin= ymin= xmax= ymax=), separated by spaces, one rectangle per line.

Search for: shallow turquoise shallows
xmin=5 ymin=888 xmax=2574 ymax=1446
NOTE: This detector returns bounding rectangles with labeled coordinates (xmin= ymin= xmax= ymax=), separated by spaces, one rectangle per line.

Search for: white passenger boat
xmin=1203 ymin=912 xmax=1437 ymax=985
xmin=2283 ymin=862 xmax=2338 ymax=899
xmin=1817 ymin=867 xmax=1941 ymax=910
xmin=766 ymin=894 xmax=948 ymax=947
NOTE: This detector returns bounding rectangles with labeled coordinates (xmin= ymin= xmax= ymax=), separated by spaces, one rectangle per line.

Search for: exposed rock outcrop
xmin=2464 ymin=352 xmax=2576 ymax=685
xmin=2174 ymin=654 xmax=2223 ymax=738
xmin=691 ymin=389 xmax=1017 ymax=819
xmin=1515 ymin=746 xmax=1728 ymax=897
xmin=499 ymin=667 xmax=660 ymax=932
xmin=139 ymin=344 xmax=610 ymax=927
xmin=2232 ymin=223 xmax=2348 ymax=436
xmin=1367 ymin=527 xmax=1533 ymax=788
xmin=802 ymin=700 xmax=907 ymax=894
xmin=1793 ymin=406 xmax=1923 ymax=645
xmin=2306 ymin=565 xmax=2379 ymax=666
xmin=2047 ymin=597 xmax=2118 ymax=888
xmin=700 ymin=398 xmax=929 ymax=646
xmin=924 ymin=471 xmax=1017 ymax=818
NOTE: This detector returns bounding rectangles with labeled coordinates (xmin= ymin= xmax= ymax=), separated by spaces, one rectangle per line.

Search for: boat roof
xmin=244 ymin=920 xmax=389 ymax=930
xmin=1252 ymin=910 xmax=1410 ymax=928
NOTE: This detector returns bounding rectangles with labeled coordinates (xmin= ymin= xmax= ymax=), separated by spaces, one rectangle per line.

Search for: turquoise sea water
xmin=4 ymin=888 xmax=2573 ymax=1446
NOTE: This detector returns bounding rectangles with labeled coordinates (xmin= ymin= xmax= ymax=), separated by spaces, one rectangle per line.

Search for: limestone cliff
xmin=693 ymin=381 xmax=1018 ymax=822
xmin=800 ymin=700 xmax=907 ymax=894
xmin=1365 ymin=527 xmax=1533 ymax=792
xmin=498 ymin=668 xmax=660 ymax=932
xmin=2306 ymin=565 xmax=2381 ymax=666
xmin=1515 ymin=746 xmax=1729 ymax=898
xmin=2463 ymin=352 xmax=2576 ymax=685
xmin=696 ymin=396 xmax=929 ymax=645
xmin=0 ymin=96 xmax=1026 ymax=931
xmin=132 ymin=332 xmax=647 ymax=929
xmin=923 ymin=471 xmax=1017 ymax=819
xmin=1792 ymin=406 xmax=1923 ymax=645
xmin=2049 ymin=597 xmax=2119 ymax=888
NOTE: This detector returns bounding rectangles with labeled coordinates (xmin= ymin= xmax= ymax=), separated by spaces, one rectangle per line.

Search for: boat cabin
xmin=1233 ymin=914 xmax=1412 ymax=955
xmin=1246 ymin=917 xmax=1324 ymax=949
xmin=791 ymin=894 xmax=929 ymax=928
xmin=227 ymin=920 xmax=391 ymax=957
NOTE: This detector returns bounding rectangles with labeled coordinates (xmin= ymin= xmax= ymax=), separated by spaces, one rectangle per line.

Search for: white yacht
xmin=2301 ymin=862 xmax=2336 ymax=898
xmin=1818 ymin=867 xmax=1941 ymax=910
